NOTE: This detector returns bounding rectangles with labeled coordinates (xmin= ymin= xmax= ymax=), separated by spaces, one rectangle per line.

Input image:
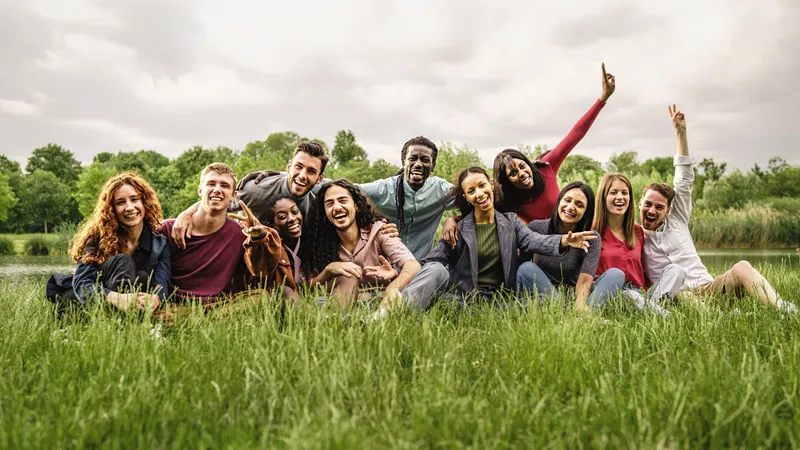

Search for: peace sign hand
xmin=228 ymin=200 xmax=266 ymax=239
xmin=364 ymin=255 xmax=399 ymax=281
xmin=599 ymin=62 xmax=616 ymax=102
xmin=668 ymin=104 xmax=686 ymax=132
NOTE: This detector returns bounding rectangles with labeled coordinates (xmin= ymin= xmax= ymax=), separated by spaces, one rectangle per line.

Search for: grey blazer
xmin=421 ymin=211 xmax=562 ymax=295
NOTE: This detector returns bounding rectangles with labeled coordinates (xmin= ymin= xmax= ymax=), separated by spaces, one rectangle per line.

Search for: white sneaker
xmin=365 ymin=306 xmax=390 ymax=324
xmin=777 ymin=299 xmax=798 ymax=315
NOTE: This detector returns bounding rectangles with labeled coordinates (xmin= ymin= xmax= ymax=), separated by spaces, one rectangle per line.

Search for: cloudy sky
xmin=1 ymin=0 xmax=798 ymax=171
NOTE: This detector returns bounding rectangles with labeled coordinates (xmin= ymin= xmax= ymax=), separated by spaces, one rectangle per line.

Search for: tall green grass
xmin=2 ymin=265 xmax=800 ymax=448
xmin=690 ymin=206 xmax=800 ymax=248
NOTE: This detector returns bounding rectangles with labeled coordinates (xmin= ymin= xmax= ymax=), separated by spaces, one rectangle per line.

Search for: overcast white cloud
xmin=1 ymin=0 xmax=798 ymax=171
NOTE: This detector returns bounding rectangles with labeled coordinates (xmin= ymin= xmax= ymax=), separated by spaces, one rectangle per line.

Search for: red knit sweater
xmin=515 ymin=99 xmax=606 ymax=223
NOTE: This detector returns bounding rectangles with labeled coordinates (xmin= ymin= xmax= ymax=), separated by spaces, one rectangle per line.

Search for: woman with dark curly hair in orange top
xmin=47 ymin=172 xmax=170 ymax=312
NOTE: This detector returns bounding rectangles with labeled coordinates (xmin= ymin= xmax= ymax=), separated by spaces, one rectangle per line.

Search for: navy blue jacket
xmin=72 ymin=226 xmax=171 ymax=303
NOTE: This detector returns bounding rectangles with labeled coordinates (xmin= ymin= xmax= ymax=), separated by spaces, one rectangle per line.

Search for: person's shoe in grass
xmin=363 ymin=306 xmax=390 ymax=324
xmin=777 ymin=299 xmax=798 ymax=314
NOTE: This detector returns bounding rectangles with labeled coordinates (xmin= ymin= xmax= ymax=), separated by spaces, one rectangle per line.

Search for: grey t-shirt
xmin=234 ymin=173 xmax=316 ymax=226
xmin=525 ymin=219 xmax=601 ymax=286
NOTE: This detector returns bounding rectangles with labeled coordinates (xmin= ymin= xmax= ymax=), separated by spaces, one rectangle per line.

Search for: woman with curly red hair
xmin=47 ymin=172 xmax=170 ymax=312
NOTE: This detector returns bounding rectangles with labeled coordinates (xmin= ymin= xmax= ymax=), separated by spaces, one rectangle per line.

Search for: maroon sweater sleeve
xmin=541 ymin=99 xmax=606 ymax=172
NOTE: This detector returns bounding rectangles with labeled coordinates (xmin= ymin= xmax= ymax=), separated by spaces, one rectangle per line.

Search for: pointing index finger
xmin=601 ymin=62 xmax=607 ymax=81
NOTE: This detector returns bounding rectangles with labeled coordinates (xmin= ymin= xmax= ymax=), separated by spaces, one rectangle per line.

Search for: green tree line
xmin=1 ymin=132 xmax=799 ymax=234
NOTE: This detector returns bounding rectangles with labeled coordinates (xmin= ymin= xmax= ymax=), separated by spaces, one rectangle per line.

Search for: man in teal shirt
xmin=245 ymin=136 xmax=456 ymax=260
xmin=356 ymin=136 xmax=456 ymax=260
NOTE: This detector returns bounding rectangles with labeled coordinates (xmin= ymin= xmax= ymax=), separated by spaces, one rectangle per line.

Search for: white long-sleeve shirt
xmin=643 ymin=155 xmax=715 ymax=291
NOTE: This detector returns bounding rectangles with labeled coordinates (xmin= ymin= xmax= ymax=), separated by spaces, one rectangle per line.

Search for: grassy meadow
xmin=2 ymin=264 xmax=800 ymax=448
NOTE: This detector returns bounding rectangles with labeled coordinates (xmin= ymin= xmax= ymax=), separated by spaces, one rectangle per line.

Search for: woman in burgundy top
xmin=496 ymin=63 xmax=616 ymax=223
xmin=594 ymin=173 xmax=682 ymax=315
xmin=441 ymin=64 xmax=616 ymax=245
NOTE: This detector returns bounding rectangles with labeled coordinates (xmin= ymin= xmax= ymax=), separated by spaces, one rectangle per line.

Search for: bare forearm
xmin=386 ymin=261 xmax=421 ymax=292
xmin=676 ymin=130 xmax=689 ymax=156
xmin=575 ymin=273 xmax=593 ymax=305
xmin=309 ymin=270 xmax=332 ymax=286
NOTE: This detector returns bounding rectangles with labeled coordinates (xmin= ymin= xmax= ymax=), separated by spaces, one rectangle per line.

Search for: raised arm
xmin=541 ymin=63 xmax=615 ymax=171
xmin=669 ymin=104 xmax=694 ymax=223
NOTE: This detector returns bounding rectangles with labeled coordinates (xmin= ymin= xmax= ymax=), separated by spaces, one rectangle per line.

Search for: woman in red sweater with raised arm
xmin=441 ymin=64 xmax=615 ymax=246
xmin=497 ymin=63 xmax=615 ymax=223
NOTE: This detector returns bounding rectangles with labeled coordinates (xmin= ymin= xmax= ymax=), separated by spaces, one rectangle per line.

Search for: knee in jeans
xmin=604 ymin=268 xmax=626 ymax=285
xmin=427 ymin=262 xmax=450 ymax=284
xmin=664 ymin=263 xmax=686 ymax=279
xmin=516 ymin=261 xmax=537 ymax=281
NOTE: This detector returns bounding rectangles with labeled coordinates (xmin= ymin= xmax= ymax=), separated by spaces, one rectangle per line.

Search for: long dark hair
xmin=395 ymin=136 xmax=438 ymax=231
xmin=303 ymin=179 xmax=384 ymax=277
xmin=493 ymin=149 xmax=545 ymax=212
xmin=452 ymin=167 xmax=502 ymax=217
xmin=548 ymin=181 xmax=595 ymax=234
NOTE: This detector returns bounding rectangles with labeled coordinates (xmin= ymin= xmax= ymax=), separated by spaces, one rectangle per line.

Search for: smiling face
xmin=461 ymin=172 xmax=495 ymax=213
xmin=271 ymin=198 xmax=303 ymax=240
xmin=640 ymin=189 xmax=670 ymax=230
xmin=403 ymin=145 xmax=435 ymax=190
xmin=324 ymin=185 xmax=357 ymax=231
xmin=286 ymin=151 xmax=324 ymax=197
xmin=113 ymin=183 xmax=144 ymax=230
xmin=198 ymin=171 xmax=235 ymax=213
xmin=505 ymin=158 xmax=534 ymax=190
xmin=605 ymin=179 xmax=630 ymax=217
xmin=558 ymin=188 xmax=588 ymax=226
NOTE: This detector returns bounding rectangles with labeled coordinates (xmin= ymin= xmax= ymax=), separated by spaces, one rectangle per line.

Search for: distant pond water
xmin=0 ymin=250 xmax=797 ymax=282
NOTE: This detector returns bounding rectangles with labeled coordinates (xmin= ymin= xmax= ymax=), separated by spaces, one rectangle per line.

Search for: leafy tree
xmin=93 ymin=152 xmax=114 ymax=164
xmin=240 ymin=132 xmax=306 ymax=167
xmin=369 ymin=159 xmax=401 ymax=180
xmin=331 ymin=130 xmax=368 ymax=167
xmin=0 ymin=173 xmax=19 ymax=223
xmin=764 ymin=157 xmax=800 ymax=198
xmin=517 ymin=144 xmax=549 ymax=162
xmin=18 ymin=170 xmax=72 ymax=233
xmin=698 ymin=158 xmax=727 ymax=181
xmin=25 ymin=143 xmax=83 ymax=186
xmin=698 ymin=170 xmax=765 ymax=211
xmin=330 ymin=159 xmax=401 ymax=184
xmin=606 ymin=151 xmax=640 ymax=175
xmin=558 ymin=154 xmax=604 ymax=184
xmin=170 ymin=145 xmax=236 ymax=183
xmin=694 ymin=157 xmax=728 ymax=204
xmin=435 ymin=142 xmax=486 ymax=184
xmin=0 ymin=156 xmax=25 ymax=231
xmin=639 ymin=157 xmax=674 ymax=179
xmin=74 ymin=162 xmax=117 ymax=217
xmin=135 ymin=150 xmax=170 ymax=171
xmin=0 ymin=155 xmax=22 ymax=185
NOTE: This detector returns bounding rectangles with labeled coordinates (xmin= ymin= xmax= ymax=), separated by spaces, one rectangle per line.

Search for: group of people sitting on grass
xmin=46 ymin=65 xmax=798 ymax=319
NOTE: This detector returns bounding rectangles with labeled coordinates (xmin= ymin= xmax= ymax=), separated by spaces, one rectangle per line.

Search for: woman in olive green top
xmin=415 ymin=167 xmax=596 ymax=308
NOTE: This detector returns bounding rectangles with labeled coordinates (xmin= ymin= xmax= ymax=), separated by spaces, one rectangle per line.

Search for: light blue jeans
xmin=515 ymin=261 xmax=626 ymax=308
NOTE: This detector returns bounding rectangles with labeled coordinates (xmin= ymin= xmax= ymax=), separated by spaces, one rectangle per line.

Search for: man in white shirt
xmin=640 ymin=104 xmax=796 ymax=313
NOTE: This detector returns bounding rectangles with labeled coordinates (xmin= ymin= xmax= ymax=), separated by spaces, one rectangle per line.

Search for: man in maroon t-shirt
xmin=160 ymin=163 xmax=294 ymax=305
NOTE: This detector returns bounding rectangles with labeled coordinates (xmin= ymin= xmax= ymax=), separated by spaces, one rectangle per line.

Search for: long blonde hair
xmin=594 ymin=172 xmax=637 ymax=249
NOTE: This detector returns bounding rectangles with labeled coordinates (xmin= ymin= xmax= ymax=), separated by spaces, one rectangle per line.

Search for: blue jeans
xmin=516 ymin=261 xmax=626 ymax=307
